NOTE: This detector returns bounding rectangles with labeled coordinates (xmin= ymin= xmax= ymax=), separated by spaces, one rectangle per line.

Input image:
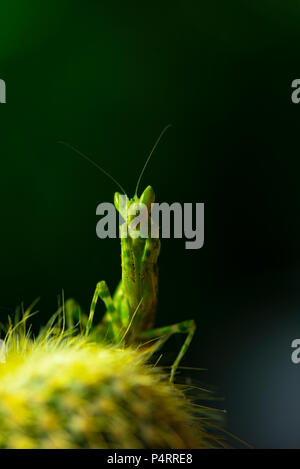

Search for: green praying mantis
xmin=61 ymin=126 xmax=196 ymax=382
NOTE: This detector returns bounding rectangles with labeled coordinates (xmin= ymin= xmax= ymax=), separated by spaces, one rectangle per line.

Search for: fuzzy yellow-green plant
xmin=0 ymin=304 xmax=225 ymax=449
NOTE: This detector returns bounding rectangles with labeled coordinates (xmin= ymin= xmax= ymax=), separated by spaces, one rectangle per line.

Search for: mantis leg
xmin=139 ymin=319 xmax=196 ymax=382
xmin=86 ymin=280 xmax=121 ymax=340
xmin=141 ymin=237 xmax=160 ymax=267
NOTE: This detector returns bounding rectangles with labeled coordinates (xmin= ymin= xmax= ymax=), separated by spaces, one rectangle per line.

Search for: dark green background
xmin=1 ymin=0 xmax=300 ymax=448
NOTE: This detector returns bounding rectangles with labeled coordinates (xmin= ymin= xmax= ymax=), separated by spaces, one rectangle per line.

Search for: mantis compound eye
xmin=114 ymin=192 xmax=128 ymax=220
xmin=139 ymin=186 xmax=155 ymax=210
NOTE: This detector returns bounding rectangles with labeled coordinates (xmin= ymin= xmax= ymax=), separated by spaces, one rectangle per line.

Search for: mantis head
xmin=114 ymin=185 xmax=155 ymax=221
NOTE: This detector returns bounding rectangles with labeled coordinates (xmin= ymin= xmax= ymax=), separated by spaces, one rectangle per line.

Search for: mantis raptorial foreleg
xmin=141 ymin=237 xmax=160 ymax=267
xmin=86 ymin=280 xmax=122 ymax=340
xmin=139 ymin=319 xmax=196 ymax=382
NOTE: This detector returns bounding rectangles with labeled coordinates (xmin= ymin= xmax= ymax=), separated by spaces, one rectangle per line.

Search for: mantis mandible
xmin=61 ymin=127 xmax=196 ymax=382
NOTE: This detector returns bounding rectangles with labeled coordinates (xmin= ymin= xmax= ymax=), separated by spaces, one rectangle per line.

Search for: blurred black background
xmin=1 ymin=1 xmax=300 ymax=448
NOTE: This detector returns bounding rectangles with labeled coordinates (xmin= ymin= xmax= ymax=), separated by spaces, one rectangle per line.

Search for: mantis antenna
xmin=58 ymin=141 xmax=128 ymax=196
xmin=134 ymin=124 xmax=172 ymax=197
xmin=59 ymin=124 xmax=171 ymax=198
